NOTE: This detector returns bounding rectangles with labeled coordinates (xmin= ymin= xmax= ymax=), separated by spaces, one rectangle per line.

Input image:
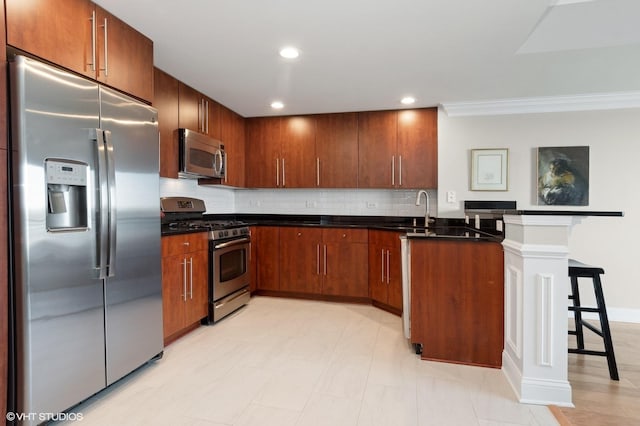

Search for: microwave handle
xmin=214 ymin=149 xmax=224 ymax=176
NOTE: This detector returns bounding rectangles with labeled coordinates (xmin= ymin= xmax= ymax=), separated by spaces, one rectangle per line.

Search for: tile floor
xmin=62 ymin=297 xmax=558 ymax=425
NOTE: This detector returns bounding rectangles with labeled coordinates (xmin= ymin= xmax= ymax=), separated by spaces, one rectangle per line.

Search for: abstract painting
xmin=537 ymin=146 xmax=589 ymax=206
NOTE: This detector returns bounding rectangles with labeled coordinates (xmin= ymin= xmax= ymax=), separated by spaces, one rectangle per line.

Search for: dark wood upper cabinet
xmin=6 ymin=0 xmax=94 ymax=79
xmin=207 ymin=99 xmax=222 ymax=140
xmin=178 ymin=82 xmax=221 ymax=139
xmin=94 ymin=6 xmax=154 ymax=103
xmin=220 ymin=105 xmax=246 ymax=187
xmin=245 ymin=117 xmax=281 ymax=188
xmin=315 ymin=113 xmax=359 ymax=188
xmin=358 ymin=111 xmax=398 ymax=188
xmin=280 ymin=116 xmax=317 ymax=188
xmin=358 ymin=108 xmax=438 ymax=189
xmin=246 ymin=109 xmax=437 ymax=189
xmin=154 ymin=68 xmax=180 ymax=178
xmin=6 ymin=0 xmax=154 ymax=103
xmin=397 ymin=108 xmax=438 ymax=188
xmin=178 ymin=83 xmax=201 ymax=131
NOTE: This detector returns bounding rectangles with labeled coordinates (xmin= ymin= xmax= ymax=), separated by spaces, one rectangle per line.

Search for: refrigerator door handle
xmin=93 ymin=128 xmax=109 ymax=279
xmin=104 ymin=130 xmax=117 ymax=277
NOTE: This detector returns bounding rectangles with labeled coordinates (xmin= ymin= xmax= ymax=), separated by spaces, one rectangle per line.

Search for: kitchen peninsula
xmin=406 ymin=235 xmax=504 ymax=368
xmin=501 ymin=210 xmax=623 ymax=407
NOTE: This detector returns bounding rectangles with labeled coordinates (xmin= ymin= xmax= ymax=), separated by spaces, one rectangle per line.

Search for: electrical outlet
xmin=366 ymin=201 xmax=378 ymax=209
xmin=446 ymin=190 xmax=456 ymax=203
xmin=305 ymin=200 xmax=317 ymax=208
xmin=496 ymin=220 xmax=503 ymax=232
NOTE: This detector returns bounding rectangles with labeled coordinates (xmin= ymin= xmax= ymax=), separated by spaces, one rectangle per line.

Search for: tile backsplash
xmin=160 ymin=178 xmax=437 ymax=218
xmin=235 ymin=188 xmax=437 ymax=217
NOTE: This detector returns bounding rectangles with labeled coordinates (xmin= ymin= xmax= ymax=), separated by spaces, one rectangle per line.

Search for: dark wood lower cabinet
xmin=323 ymin=236 xmax=368 ymax=297
xmin=161 ymin=234 xmax=209 ymax=345
xmin=254 ymin=226 xmax=281 ymax=291
xmin=0 ymin=149 xmax=8 ymax=421
xmin=254 ymin=226 xmax=369 ymax=301
xmin=410 ymin=240 xmax=504 ymax=368
xmin=1 ymin=5 xmax=9 ymax=416
xmin=279 ymin=227 xmax=322 ymax=294
xmin=368 ymin=230 xmax=403 ymax=314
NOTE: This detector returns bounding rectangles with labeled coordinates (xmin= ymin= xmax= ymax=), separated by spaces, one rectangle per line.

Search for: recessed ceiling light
xmin=279 ymin=47 xmax=300 ymax=59
xmin=271 ymin=101 xmax=284 ymax=109
xmin=401 ymin=96 xmax=416 ymax=105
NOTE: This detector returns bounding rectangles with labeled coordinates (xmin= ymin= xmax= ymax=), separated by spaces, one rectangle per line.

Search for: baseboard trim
xmin=502 ymin=350 xmax=574 ymax=407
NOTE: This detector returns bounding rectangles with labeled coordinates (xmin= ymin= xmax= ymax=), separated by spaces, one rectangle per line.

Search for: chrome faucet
xmin=415 ymin=190 xmax=432 ymax=228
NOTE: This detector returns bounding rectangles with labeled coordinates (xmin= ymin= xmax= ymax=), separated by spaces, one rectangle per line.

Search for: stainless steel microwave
xmin=177 ymin=128 xmax=225 ymax=179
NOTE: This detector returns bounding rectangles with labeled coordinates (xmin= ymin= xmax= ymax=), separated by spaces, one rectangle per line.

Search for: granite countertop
xmin=204 ymin=214 xmax=504 ymax=242
xmin=514 ymin=210 xmax=623 ymax=217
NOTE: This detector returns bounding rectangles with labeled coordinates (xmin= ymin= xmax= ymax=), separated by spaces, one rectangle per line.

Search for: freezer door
xmin=99 ymin=87 xmax=163 ymax=385
xmin=10 ymin=56 xmax=106 ymax=420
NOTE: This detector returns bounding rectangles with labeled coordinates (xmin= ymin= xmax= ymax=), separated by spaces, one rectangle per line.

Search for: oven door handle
xmin=214 ymin=237 xmax=250 ymax=250
xmin=214 ymin=288 xmax=250 ymax=309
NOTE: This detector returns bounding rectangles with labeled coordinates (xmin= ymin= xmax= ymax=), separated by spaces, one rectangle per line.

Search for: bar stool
xmin=568 ymin=259 xmax=619 ymax=380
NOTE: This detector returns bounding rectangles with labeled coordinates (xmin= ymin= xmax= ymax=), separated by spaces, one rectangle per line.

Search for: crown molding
xmin=441 ymin=91 xmax=640 ymax=117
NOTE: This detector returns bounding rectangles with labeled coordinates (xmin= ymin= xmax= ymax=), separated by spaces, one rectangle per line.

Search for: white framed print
xmin=470 ymin=148 xmax=508 ymax=191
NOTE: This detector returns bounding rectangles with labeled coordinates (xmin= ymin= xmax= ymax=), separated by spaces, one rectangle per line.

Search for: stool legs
xmin=568 ymin=269 xmax=619 ymax=381
xmin=592 ymin=273 xmax=619 ymax=381
xmin=569 ymin=275 xmax=585 ymax=350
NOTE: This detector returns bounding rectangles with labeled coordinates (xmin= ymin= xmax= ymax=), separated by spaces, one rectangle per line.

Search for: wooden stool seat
xmin=568 ymin=259 xmax=619 ymax=380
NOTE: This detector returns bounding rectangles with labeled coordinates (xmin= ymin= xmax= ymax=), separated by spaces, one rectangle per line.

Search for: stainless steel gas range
xmin=161 ymin=197 xmax=251 ymax=323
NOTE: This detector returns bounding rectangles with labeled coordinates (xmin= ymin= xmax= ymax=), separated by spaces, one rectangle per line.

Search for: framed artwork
xmin=537 ymin=146 xmax=589 ymax=206
xmin=470 ymin=148 xmax=508 ymax=191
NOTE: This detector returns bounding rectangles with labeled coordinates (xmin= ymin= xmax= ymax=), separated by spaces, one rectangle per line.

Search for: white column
xmin=501 ymin=214 xmax=582 ymax=407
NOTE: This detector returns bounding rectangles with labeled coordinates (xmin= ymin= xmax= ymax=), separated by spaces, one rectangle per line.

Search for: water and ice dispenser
xmin=45 ymin=159 xmax=88 ymax=231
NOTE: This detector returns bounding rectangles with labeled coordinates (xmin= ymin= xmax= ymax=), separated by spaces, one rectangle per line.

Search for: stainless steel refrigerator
xmin=9 ymin=55 xmax=163 ymax=423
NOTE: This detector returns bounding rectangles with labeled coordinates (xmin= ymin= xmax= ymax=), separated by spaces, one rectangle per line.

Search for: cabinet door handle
xmin=399 ymin=155 xmax=402 ymax=186
xmin=381 ymin=249 xmax=385 ymax=283
xmin=205 ymin=100 xmax=209 ymax=134
xmin=181 ymin=258 xmax=187 ymax=301
xmin=282 ymin=158 xmax=286 ymax=187
xmin=276 ymin=158 xmax=279 ymax=187
xmin=183 ymin=241 xmax=190 ymax=246
xmin=99 ymin=17 xmax=108 ymax=76
xmin=316 ymin=157 xmax=320 ymax=187
xmin=224 ymin=150 xmax=228 ymax=183
xmin=317 ymin=244 xmax=320 ymax=275
xmin=89 ymin=11 xmax=96 ymax=71
xmin=391 ymin=155 xmax=395 ymax=186
xmin=189 ymin=257 xmax=194 ymax=299
xmin=386 ymin=250 xmax=390 ymax=284
xmin=324 ymin=244 xmax=327 ymax=276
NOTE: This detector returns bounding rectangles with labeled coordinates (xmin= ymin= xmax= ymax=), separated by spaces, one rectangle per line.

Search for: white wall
xmin=438 ymin=107 xmax=640 ymax=320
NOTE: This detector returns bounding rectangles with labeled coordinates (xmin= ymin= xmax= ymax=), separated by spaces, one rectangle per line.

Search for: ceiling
xmin=94 ymin=0 xmax=640 ymax=117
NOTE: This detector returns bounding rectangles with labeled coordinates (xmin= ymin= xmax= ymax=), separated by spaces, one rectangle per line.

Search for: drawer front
xmin=162 ymin=232 xmax=209 ymax=256
xmin=323 ymin=228 xmax=368 ymax=243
